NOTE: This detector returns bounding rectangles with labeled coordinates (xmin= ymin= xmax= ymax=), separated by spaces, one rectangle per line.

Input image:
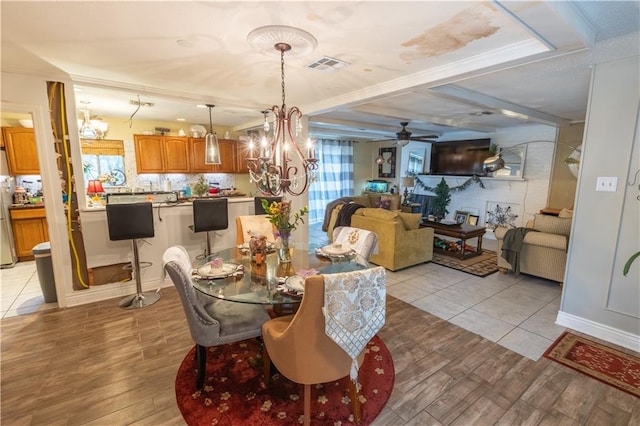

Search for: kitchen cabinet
xmin=234 ymin=140 xmax=250 ymax=174
xmin=133 ymin=135 xmax=189 ymax=173
xmin=10 ymin=207 xmax=48 ymax=261
xmin=189 ymin=137 xmax=238 ymax=173
xmin=2 ymin=127 xmax=39 ymax=175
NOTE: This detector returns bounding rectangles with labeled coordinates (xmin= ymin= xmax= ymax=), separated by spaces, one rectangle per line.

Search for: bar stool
xmin=190 ymin=198 xmax=229 ymax=258
xmin=106 ymin=202 xmax=160 ymax=309
xmin=254 ymin=196 xmax=282 ymax=215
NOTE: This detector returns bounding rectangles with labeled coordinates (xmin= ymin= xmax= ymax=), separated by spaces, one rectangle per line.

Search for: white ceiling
xmin=2 ymin=1 xmax=639 ymax=142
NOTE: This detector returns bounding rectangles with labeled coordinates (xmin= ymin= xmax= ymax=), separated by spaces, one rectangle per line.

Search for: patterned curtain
xmin=308 ymin=139 xmax=354 ymax=224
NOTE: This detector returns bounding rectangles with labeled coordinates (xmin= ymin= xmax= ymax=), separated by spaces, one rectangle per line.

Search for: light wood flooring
xmin=1 ymin=288 xmax=639 ymax=425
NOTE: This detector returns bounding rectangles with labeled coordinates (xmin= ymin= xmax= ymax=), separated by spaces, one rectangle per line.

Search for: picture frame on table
xmin=454 ymin=210 xmax=470 ymax=224
xmin=467 ymin=214 xmax=480 ymax=226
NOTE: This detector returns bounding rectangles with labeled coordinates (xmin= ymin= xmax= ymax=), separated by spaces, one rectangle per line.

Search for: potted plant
xmin=431 ymin=178 xmax=451 ymax=221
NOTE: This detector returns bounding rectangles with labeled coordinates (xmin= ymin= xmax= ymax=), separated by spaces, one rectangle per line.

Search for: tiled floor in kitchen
xmin=1 ymin=224 xmax=566 ymax=361
xmin=0 ymin=260 xmax=57 ymax=318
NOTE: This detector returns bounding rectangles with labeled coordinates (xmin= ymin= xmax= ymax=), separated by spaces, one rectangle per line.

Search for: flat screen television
xmin=428 ymin=138 xmax=491 ymax=176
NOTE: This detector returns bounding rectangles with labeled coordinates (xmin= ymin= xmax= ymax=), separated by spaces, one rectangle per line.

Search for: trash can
xmin=32 ymin=242 xmax=57 ymax=303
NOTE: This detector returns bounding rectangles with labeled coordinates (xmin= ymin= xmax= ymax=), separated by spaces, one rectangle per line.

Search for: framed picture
xmin=467 ymin=214 xmax=479 ymax=226
xmin=454 ymin=210 xmax=470 ymax=224
xmin=377 ymin=147 xmax=396 ymax=178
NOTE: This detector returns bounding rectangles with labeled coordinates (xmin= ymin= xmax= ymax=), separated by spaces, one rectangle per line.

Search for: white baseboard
xmin=556 ymin=311 xmax=640 ymax=352
xmin=64 ymin=279 xmax=173 ymax=307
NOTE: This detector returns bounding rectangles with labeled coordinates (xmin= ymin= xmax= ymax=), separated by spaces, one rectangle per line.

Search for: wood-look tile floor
xmin=2 ymin=288 xmax=639 ymax=425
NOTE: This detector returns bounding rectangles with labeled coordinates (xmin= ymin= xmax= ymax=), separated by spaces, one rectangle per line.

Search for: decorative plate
xmin=284 ymin=275 xmax=305 ymax=293
xmin=321 ymin=244 xmax=353 ymax=256
xmin=196 ymin=262 xmax=240 ymax=279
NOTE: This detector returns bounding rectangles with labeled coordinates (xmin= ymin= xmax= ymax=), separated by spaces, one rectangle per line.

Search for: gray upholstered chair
xmin=162 ymin=246 xmax=270 ymax=389
xmin=332 ymin=226 xmax=378 ymax=261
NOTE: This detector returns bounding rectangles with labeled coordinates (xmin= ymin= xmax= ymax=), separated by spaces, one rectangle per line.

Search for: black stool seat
xmin=106 ymin=202 xmax=160 ymax=309
xmin=190 ymin=198 xmax=229 ymax=257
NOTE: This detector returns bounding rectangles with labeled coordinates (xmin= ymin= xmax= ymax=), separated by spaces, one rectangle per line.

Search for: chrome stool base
xmin=119 ymin=291 xmax=161 ymax=309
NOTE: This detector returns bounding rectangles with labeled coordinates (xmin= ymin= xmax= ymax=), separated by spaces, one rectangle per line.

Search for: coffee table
xmin=420 ymin=221 xmax=486 ymax=260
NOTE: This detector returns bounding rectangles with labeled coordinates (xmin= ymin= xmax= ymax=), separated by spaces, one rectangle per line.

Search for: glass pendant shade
xmin=204 ymin=105 xmax=221 ymax=165
xmin=205 ymin=132 xmax=221 ymax=165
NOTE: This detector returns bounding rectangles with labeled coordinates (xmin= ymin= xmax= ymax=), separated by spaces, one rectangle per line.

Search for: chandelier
xmin=78 ymin=108 xmax=108 ymax=139
xmin=246 ymin=27 xmax=319 ymax=196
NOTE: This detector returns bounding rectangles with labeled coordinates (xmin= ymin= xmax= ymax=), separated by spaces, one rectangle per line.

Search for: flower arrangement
xmin=261 ymin=199 xmax=309 ymax=231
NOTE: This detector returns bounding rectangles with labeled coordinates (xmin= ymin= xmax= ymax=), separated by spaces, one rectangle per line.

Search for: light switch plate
xmin=596 ymin=176 xmax=618 ymax=192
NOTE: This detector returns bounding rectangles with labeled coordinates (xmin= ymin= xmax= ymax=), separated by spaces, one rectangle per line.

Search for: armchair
xmin=495 ymin=212 xmax=572 ymax=284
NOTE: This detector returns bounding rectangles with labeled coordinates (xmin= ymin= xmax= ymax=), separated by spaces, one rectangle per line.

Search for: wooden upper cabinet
xmin=134 ymin=135 xmax=189 ymax=173
xmin=189 ymin=137 xmax=216 ymax=173
xmin=163 ymin=137 xmax=190 ymax=172
xmin=2 ymin=127 xmax=39 ymax=175
xmin=135 ymin=134 xmax=239 ymax=174
xmin=134 ymin=135 xmax=164 ymax=173
xmin=234 ymin=139 xmax=250 ymax=174
xmin=212 ymin=139 xmax=236 ymax=173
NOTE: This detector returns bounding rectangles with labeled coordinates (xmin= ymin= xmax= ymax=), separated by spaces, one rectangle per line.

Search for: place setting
xmin=192 ymin=257 xmax=244 ymax=281
xmin=315 ymin=242 xmax=356 ymax=261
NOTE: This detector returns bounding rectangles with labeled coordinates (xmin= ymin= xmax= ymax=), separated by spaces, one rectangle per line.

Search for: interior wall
xmin=559 ymin=55 xmax=639 ymax=348
xmin=548 ymin=123 xmax=584 ymax=209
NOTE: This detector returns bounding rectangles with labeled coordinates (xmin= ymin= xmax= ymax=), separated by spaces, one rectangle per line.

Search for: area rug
xmin=431 ymin=249 xmax=499 ymax=277
xmin=175 ymin=336 xmax=394 ymax=425
xmin=544 ymin=331 xmax=640 ymax=397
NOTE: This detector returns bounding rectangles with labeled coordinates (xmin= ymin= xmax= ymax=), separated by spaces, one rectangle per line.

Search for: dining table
xmin=190 ymin=243 xmax=372 ymax=308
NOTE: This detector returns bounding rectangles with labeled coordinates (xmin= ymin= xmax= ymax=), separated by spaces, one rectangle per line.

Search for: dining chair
xmin=162 ymin=245 xmax=270 ymax=389
xmin=261 ymin=266 xmax=387 ymax=425
xmin=235 ymin=215 xmax=276 ymax=245
xmin=332 ymin=226 xmax=378 ymax=261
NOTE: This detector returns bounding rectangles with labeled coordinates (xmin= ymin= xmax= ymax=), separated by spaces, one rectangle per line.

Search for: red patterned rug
xmin=175 ymin=336 xmax=394 ymax=425
xmin=544 ymin=331 xmax=640 ymax=397
xmin=431 ymin=249 xmax=498 ymax=277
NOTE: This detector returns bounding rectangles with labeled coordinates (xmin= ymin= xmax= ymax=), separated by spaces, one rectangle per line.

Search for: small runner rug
xmin=175 ymin=335 xmax=394 ymax=425
xmin=431 ymin=249 xmax=499 ymax=277
xmin=544 ymin=331 xmax=640 ymax=397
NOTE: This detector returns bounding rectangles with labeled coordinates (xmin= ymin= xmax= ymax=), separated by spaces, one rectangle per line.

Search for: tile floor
xmin=0 ymin=260 xmax=57 ymax=318
xmin=310 ymin=223 xmax=565 ymax=361
xmin=0 ymin=223 xmax=566 ymax=361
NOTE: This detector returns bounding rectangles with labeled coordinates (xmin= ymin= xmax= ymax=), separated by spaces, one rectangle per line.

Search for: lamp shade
xmin=87 ymin=180 xmax=104 ymax=194
xmin=205 ymin=132 xmax=221 ymax=165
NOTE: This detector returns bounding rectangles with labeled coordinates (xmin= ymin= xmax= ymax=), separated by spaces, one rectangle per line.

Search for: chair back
xmin=263 ymin=267 xmax=386 ymax=385
xmin=162 ymin=246 xmax=221 ymax=346
xmin=106 ymin=202 xmax=155 ymax=241
xmin=332 ymin=226 xmax=378 ymax=260
xmin=193 ymin=198 xmax=229 ymax=233
xmin=254 ymin=196 xmax=282 ymax=215
xmin=235 ymin=215 xmax=276 ymax=245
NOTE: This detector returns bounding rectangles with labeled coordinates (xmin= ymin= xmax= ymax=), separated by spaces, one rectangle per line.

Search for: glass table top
xmin=191 ymin=243 xmax=370 ymax=305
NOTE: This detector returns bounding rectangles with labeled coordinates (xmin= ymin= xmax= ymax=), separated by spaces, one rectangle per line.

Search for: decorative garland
xmin=410 ymin=174 xmax=485 ymax=193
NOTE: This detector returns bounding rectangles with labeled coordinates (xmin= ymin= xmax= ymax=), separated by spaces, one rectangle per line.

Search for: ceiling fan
xmin=395 ymin=121 xmax=438 ymax=146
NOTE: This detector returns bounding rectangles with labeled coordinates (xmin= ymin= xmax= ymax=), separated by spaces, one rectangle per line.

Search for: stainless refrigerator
xmin=0 ymin=185 xmax=17 ymax=268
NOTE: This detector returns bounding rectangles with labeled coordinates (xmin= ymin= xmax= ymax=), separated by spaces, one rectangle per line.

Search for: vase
xmin=276 ymin=229 xmax=294 ymax=263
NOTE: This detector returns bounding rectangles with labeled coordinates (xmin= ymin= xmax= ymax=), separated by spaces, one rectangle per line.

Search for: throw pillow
xmin=532 ymin=213 xmax=572 ymax=237
xmin=352 ymin=196 xmax=371 ymax=208
xmin=558 ymin=208 xmax=573 ymax=218
xmin=398 ymin=212 xmax=422 ymax=230
xmin=375 ymin=198 xmax=392 ymax=210
xmin=381 ymin=195 xmax=401 ymax=211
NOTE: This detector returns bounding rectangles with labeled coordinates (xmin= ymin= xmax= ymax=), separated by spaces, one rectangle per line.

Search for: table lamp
xmin=402 ymin=176 xmax=415 ymax=205
xmin=87 ymin=180 xmax=104 ymax=203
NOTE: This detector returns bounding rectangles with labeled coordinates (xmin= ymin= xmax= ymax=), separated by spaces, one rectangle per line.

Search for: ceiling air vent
xmin=306 ymin=56 xmax=350 ymax=72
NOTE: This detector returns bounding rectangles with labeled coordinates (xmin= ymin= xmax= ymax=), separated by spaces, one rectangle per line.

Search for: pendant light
xmin=204 ymin=104 xmax=221 ymax=165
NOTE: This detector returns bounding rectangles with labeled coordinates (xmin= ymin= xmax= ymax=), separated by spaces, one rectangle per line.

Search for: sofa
xmin=495 ymin=210 xmax=573 ymax=284
xmin=326 ymin=201 xmax=434 ymax=271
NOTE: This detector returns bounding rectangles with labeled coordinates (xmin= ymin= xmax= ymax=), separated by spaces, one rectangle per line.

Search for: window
xmin=81 ymin=139 xmax=126 ymax=186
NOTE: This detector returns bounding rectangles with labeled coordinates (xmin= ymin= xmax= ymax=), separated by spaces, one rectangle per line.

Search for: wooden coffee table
xmin=421 ymin=221 xmax=486 ymax=260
